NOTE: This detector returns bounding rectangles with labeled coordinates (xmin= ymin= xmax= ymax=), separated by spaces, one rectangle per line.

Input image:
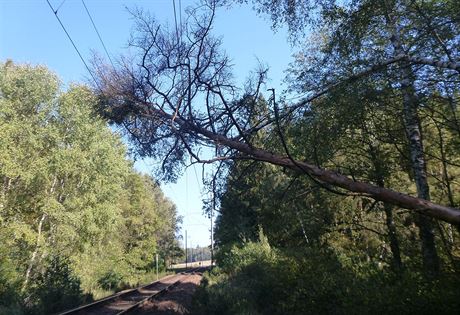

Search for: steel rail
xmin=56 ymin=268 xmax=203 ymax=315
xmin=116 ymin=279 xmax=181 ymax=315
xmin=57 ymin=275 xmax=175 ymax=315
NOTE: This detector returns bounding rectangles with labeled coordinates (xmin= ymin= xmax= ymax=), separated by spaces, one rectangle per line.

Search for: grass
xmin=87 ymin=270 xmax=174 ymax=302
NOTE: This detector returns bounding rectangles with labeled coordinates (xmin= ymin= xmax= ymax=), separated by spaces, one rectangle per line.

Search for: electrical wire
xmin=179 ymin=0 xmax=182 ymax=38
xmin=172 ymin=0 xmax=180 ymax=45
xmin=45 ymin=0 xmax=100 ymax=89
xmin=55 ymin=0 xmax=67 ymax=13
xmin=81 ymin=0 xmax=115 ymax=68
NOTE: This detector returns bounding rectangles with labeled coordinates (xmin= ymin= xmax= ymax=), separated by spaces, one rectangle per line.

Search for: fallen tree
xmin=92 ymin=1 xmax=460 ymax=226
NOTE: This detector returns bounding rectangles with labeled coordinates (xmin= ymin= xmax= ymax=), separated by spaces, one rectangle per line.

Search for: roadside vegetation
xmin=0 ymin=62 xmax=182 ymax=315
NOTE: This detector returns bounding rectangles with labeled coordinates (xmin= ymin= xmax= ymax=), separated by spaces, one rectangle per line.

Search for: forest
xmin=2 ymin=0 xmax=460 ymax=314
xmin=0 ymin=62 xmax=182 ymax=314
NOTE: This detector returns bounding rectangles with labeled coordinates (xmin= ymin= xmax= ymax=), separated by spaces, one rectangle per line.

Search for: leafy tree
xmin=179 ymin=1 xmax=460 ymax=312
xmin=0 ymin=61 xmax=182 ymax=314
xmin=239 ymin=0 xmax=460 ymax=275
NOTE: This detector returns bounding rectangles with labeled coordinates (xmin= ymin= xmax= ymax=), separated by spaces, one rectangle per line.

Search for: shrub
xmin=192 ymin=235 xmax=460 ymax=315
xmin=97 ymin=270 xmax=124 ymax=291
xmin=26 ymin=256 xmax=84 ymax=315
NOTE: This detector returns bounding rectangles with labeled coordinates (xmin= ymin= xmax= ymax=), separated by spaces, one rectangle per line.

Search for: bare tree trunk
xmin=2 ymin=176 xmax=11 ymax=193
xmin=434 ymin=122 xmax=456 ymax=210
xmin=369 ymin=143 xmax=403 ymax=273
xmin=21 ymin=176 xmax=57 ymax=292
xmin=400 ymin=66 xmax=439 ymax=277
xmin=430 ymin=122 xmax=459 ymax=269
xmin=294 ymin=206 xmax=309 ymax=245
xmin=1 ymin=177 xmax=12 ymax=210
xmin=383 ymin=9 xmax=440 ymax=276
xmin=22 ymin=213 xmax=47 ymax=292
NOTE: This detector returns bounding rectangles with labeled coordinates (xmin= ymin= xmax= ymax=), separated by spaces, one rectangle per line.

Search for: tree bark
xmin=137 ymin=104 xmax=460 ymax=225
xmin=434 ymin=122 xmax=455 ymax=210
xmin=22 ymin=213 xmax=47 ymax=292
xmin=406 ymin=56 xmax=460 ymax=73
xmin=383 ymin=202 xmax=403 ymax=272
xmin=400 ymin=64 xmax=439 ymax=277
xmin=21 ymin=176 xmax=57 ymax=292
xmin=384 ymin=5 xmax=440 ymax=276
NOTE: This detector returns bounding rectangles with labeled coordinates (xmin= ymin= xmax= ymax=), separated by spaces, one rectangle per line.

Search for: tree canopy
xmin=0 ymin=62 xmax=182 ymax=314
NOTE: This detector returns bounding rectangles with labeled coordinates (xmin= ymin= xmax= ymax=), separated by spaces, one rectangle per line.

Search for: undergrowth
xmin=191 ymin=234 xmax=460 ymax=315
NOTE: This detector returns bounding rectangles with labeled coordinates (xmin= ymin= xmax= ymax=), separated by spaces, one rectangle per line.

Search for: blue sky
xmin=1 ymin=0 xmax=295 ymax=247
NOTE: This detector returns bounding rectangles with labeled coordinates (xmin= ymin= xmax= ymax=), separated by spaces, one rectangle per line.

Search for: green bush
xmin=192 ymin=235 xmax=460 ymax=315
xmin=97 ymin=270 xmax=124 ymax=291
xmin=25 ymin=256 xmax=84 ymax=315
xmin=0 ymin=258 xmax=21 ymax=314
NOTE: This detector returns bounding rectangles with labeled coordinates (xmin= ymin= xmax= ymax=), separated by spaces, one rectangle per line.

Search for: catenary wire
xmin=45 ymin=0 xmax=101 ymax=89
xmin=55 ymin=0 xmax=67 ymax=13
xmin=172 ymin=0 xmax=180 ymax=45
xmin=81 ymin=0 xmax=115 ymax=68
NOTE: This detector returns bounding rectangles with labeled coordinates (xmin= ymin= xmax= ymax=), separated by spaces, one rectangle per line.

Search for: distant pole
xmin=211 ymin=192 xmax=214 ymax=266
xmin=185 ymin=230 xmax=188 ymax=269
xmin=155 ymin=253 xmax=159 ymax=280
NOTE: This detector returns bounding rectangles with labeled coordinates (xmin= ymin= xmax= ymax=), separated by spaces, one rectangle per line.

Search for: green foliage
xmin=194 ymin=237 xmax=460 ymax=315
xmin=25 ymin=256 xmax=84 ymax=315
xmin=97 ymin=270 xmax=123 ymax=291
xmin=0 ymin=62 xmax=182 ymax=314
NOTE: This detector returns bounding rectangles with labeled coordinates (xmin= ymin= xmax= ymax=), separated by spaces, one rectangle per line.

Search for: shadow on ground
xmin=134 ymin=276 xmax=202 ymax=315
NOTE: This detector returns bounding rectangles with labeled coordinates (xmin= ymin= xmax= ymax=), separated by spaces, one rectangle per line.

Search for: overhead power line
xmin=81 ymin=0 xmax=115 ymax=68
xmin=179 ymin=0 xmax=182 ymax=36
xmin=55 ymin=0 xmax=67 ymax=13
xmin=172 ymin=0 xmax=180 ymax=45
xmin=192 ymin=164 xmax=202 ymax=191
xmin=45 ymin=0 xmax=100 ymax=89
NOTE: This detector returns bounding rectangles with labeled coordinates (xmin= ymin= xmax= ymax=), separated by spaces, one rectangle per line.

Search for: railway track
xmin=57 ymin=268 xmax=206 ymax=315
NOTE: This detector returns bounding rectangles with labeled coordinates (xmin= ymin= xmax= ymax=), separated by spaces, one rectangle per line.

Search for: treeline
xmin=0 ymin=62 xmax=182 ymax=314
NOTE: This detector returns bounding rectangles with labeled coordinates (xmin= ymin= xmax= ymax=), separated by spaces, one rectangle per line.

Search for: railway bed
xmin=57 ymin=268 xmax=206 ymax=315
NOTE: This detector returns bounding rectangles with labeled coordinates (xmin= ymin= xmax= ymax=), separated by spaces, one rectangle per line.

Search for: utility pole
xmin=185 ymin=229 xmax=188 ymax=269
xmin=155 ymin=253 xmax=159 ymax=280
xmin=211 ymin=191 xmax=214 ymax=266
